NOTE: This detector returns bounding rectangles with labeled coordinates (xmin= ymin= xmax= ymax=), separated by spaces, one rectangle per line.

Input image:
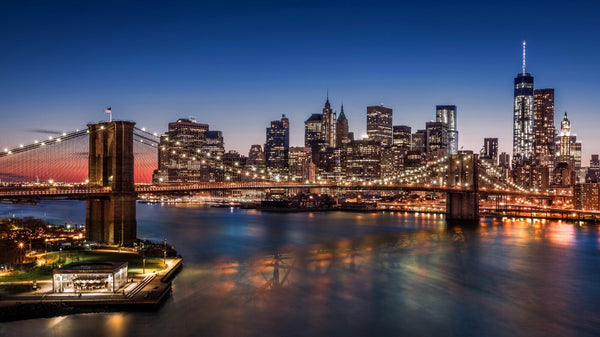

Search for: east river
xmin=1 ymin=200 xmax=599 ymax=337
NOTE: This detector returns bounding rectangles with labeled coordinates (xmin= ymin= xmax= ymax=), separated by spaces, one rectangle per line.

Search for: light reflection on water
xmin=1 ymin=201 xmax=599 ymax=337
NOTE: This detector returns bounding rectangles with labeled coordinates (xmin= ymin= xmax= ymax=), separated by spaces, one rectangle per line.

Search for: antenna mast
xmin=522 ymin=40 xmax=527 ymax=74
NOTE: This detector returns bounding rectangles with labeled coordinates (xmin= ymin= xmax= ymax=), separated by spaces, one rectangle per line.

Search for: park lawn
xmin=0 ymin=249 xmax=165 ymax=283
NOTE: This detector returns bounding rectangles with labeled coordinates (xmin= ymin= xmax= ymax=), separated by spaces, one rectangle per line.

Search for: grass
xmin=0 ymin=249 xmax=166 ymax=283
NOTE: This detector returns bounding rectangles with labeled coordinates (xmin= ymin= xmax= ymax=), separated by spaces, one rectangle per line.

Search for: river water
xmin=1 ymin=200 xmax=599 ymax=337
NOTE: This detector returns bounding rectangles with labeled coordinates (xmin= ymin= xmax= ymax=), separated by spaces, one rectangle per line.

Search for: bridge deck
xmin=0 ymin=183 xmax=567 ymax=198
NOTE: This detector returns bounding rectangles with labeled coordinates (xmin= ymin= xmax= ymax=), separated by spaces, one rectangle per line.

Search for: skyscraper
xmin=321 ymin=96 xmax=336 ymax=148
xmin=411 ymin=129 xmax=427 ymax=154
xmin=553 ymin=112 xmax=582 ymax=186
xmin=586 ymin=155 xmax=600 ymax=183
xmin=533 ymin=88 xmax=555 ymax=167
xmin=366 ymin=105 xmax=393 ymax=146
xmin=480 ymin=138 xmax=499 ymax=165
xmin=393 ymin=125 xmax=411 ymax=149
xmin=344 ymin=139 xmax=381 ymax=182
xmin=559 ymin=112 xmax=572 ymax=157
xmin=204 ymin=130 xmax=225 ymax=181
xmin=265 ymin=115 xmax=290 ymax=176
xmin=499 ymin=152 xmax=511 ymax=169
xmin=304 ymin=114 xmax=323 ymax=148
xmin=425 ymin=121 xmax=448 ymax=154
xmin=513 ymin=41 xmax=534 ymax=166
xmin=245 ymin=144 xmax=266 ymax=176
xmin=435 ymin=105 xmax=458 ymax=155
xmin=288 ymin=147 xmax=313 ymax=182
xmin=153 ymin=118 xmax=227 ymax=183
xmin=336 ymin=104 xmax=350 ymax=147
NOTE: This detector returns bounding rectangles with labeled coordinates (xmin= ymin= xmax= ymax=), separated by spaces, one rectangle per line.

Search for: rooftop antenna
xmin=522 ymin=40 xmax=527 ymax=74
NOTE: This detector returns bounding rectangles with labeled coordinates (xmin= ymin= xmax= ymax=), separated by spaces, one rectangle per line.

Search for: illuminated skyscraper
xmin=411 ymin=129 xmax=427 ymax=154
xmin=559 ymin=112 xmax=572 ymax=157
xmin=480 ymin=138 xmax=498 ymax=165
xmin=344 ymin=139 xmax=381 ymax=182
xmin=336 ymin=104 xmax=350 ymax=147
xmin=153 ymin=118 xmax=226 ymax=183
xmin=435 ymin=105 xmax=458 ymax=155
xmin=513 ymin=41 xmax=534 ymax=166
xmin=425 ymin=121 xmax=448 ymax=154
xmin=393 ymin=125 xmax=411 ymax=149
xmin=322 ymin=95 xmax=337 ymax=148
xmin=499 ymin=152 xmax=511 ymax=169
xmin=533 ymin=88 xmax=555 ymax=167
xmin=366 ymin=105 xmax=393 ymax=146
xmin=245 ymin=144 xmax=266 ymax=176
xmin=265 ymin=115 xmax=290 ymax=176
xmin=288 ymin=147 xmax=313 ymax=182
xmin=304 ymin=114 xmax=323 ymax=148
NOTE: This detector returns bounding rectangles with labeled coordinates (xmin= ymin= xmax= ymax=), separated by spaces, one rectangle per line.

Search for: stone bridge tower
xmin=445 ymin=152 xmax=479 ymax=222
xmin=86 ymin=121 xmax=137 ymax=245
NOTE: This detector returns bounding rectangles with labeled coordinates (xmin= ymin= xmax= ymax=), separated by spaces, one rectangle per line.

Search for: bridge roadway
xmin=0 ymin=182 xmax=565 ymax=199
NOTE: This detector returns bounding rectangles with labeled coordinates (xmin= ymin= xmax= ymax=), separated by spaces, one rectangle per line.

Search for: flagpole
xmin=110 ymin=110 xmax=112 ymax=122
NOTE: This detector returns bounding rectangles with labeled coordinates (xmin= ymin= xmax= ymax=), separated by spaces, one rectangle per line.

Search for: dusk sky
xmin=1 ymin=0 xmax=599 ymax=164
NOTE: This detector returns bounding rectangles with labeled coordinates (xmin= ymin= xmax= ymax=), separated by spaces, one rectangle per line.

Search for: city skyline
xmin=2 ymin=2 xmax=600 ymax=334
xmin=1 ymin=1 xmax=599 ymax=164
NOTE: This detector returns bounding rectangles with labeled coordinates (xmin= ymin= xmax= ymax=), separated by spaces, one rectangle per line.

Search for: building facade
xmin=336 ymin=104 xmax=350 ymax=147
xmin=153 ymin=118 xmax=226 ymax=183
xmin=435 ymin=105 xmax=458 ymax=155
xmin=265 ymin=115 xmax=290 ymax=177
xmin=513 ymin=71 xmax=534 ymax=166
xmin=322 ymin=97 xmax=337 ymax=148
xmin=288 ymin=147 xmax=313 ymax=182
xmin=480 ymin=138 xmax=499 ymax=165
xmin=393 ymin=125 xmax=411 ymax=149
xmin=425 ymin=121 xmax=448 ymax=154
xmin=533 ymin=88 xmax=555 ymax=167
xmin=366 ymin=105 xmax=393 ymax=146
xmin=345 ymin=140 xmax=382 ymax=182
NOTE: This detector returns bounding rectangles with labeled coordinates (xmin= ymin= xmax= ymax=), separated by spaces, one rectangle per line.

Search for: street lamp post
xmin=163 ymin=238 xmax=167 ymax=268
xmin=142 ymin=244 xmax=146 ymax=274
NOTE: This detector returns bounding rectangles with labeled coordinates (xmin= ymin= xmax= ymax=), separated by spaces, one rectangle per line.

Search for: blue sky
xmin=1 ymin=0 xmax=599 ymax=163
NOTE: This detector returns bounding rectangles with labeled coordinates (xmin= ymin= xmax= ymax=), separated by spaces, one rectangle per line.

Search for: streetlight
xmin=163 ymin=238 xmax=167 ymax=268
xmin=142 ymin=244 xmax=146 ymax=274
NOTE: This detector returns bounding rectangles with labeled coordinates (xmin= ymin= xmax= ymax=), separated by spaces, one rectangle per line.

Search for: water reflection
xmin=0 ymin=202 xmax=599 ymax=336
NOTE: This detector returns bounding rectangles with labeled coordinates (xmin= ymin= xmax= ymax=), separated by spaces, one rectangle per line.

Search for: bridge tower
xmin=445 ymin=152 xmax=479 ymax=223
xmin=86 ymin=121 xmax=137 ymax=245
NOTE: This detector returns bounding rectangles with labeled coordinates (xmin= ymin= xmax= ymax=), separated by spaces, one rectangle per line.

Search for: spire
xmin=338 ymin=104 xmax=347 ymax=121
xmin=324 ymin=89 xmax=331 ymax=108
xmin=522 ymin=40 xmax=527 ymax=74
xmin=561 ymin=111 xmax=571 ymax=135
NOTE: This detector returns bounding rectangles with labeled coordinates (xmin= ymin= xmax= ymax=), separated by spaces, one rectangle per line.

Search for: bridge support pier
xmin=86 ymin=194 xmax=137 ymax=245
xmin=445 ymin=152 xmax=480 ymax=224
xmin=446 ymin=191 xmax=479 ymax=222
xmin=86 ymin=121 xmax=137 ymax=245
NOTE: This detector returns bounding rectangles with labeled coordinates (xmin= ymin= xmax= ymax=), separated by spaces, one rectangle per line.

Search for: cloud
xmin=27 ymin=129 xmax=63 ymax=135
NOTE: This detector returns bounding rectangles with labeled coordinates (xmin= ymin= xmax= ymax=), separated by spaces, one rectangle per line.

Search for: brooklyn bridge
xmin=0 ymin=120 xmax=568 ymax=245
